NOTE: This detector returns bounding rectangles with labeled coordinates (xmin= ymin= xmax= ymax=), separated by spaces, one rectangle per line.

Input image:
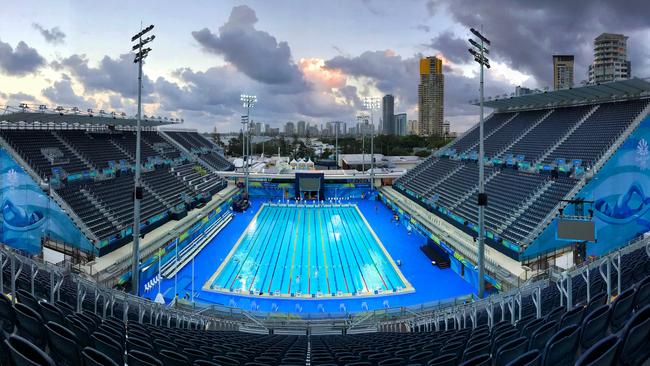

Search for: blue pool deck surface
xmin=203 ymin=203 xmax=412 ymax=298
xmin=144 ymin=198 xmax=475 ymax=314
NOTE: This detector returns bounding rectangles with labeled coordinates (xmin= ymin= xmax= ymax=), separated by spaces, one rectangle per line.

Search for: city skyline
xmin=1 ymin=1 xmax=649 ymax=133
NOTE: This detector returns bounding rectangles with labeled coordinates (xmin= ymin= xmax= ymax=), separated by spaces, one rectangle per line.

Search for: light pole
xmin=468 ymin=27 xmax=490 ymax=298
xmin=240 ymin=94 xmax=257 ymax=198
xmin=130 ymin=24 xmax=155 ymax=295
xmin=332 ymin=121 xmax=343 ymax=167
xmin=357 ymin=114 xmax=367 ymax=172
xmin=364 ymin=97 xmax=380 ymax=190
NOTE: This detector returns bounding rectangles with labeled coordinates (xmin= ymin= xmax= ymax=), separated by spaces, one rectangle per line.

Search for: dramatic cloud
xmin=430 ymin=0 xmax=650 ymax=86
xmin=8 ymin=92 xmax=36 ymax=102
xmin=32 ymin=23 xmax=66 ymax=44
xmin=41 ymin=74 xmax=93 ymax=107
xmin=325 ymin=50 xmax=420 ymax=105
xmin=428 ymin=31 xmax=468 ymax=64
xmin=191 ymin=5 xmax=308 ymax=92
xmin=0 ymin=40 xmax=45 ymax=75
xmin=52 ymin=53 xmax=149 ymax=99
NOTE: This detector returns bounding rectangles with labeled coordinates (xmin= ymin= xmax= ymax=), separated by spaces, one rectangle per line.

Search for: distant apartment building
xmin=284 ymin=121 xmax=295 ymax=135
xmin=394 ymin=113 xmax=407 ymax=136
xmin=382 ymin=94 xmax=395 ymax=135
xmin=297 ymin=120 xmax=306 ymax=136
xmin=553 ymin=55 xmax=574 ymax=90
xmin=418 ymin=56 xmax=444 ymax=136
xmin=407 ymin=120 xmax=417 ymax=135
xmin=588 ymin=33 xmax=631 ymax=84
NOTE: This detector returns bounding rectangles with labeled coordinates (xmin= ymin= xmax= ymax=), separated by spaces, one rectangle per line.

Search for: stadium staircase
xmin=160 ymin=212 xmax=234 ymax=279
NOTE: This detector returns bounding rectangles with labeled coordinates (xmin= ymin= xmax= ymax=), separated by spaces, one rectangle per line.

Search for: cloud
xmin=42 ymin=74 xmax=93 ymax=107
xmin=8 ymin=92 xmax=36 ymax=102
xmin=0 ymin=39 xmax=45 ymax=75
xmin=431 ymin=0 xmax=650 ymax=86
xmin=32 ymin=23 xmax=66 ymax=44
xmin=427 ymin=31 xmax=468 ymax=64
xmin=191 ymin=5 xmax=308 ymax=92
xmin=416 ymin=24 xmax=431 ymax=33
xmin=325 ymin=50 xmax=420 ymax=104
xmin=52 ymin=53 xmax=148 ymax=99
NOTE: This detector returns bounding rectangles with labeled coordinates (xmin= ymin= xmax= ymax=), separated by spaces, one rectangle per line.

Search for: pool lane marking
xmin=324 ymin=206 xmax=350 ymax=294
xmin=335 ymin=205 xmax=370 ymax=293
xmin=227 ymin=204 xmax=280 ymax=290
xmin=317 ymin=208 xmax=331 ymax=294
xmin=340 ymin=205 xmax=389 ymax=291
xmin=277 ymin=206 xmax=297 ymax=292
xmin=266 ymin=206 xmax=295 ymax=293
xmin=287 ymin=207 xmax=302 ymax=294
xmin=248 ymin=205 xmax=289 ymax=292
xmin=221 ymin=204 xmax=272 ymax=288
xmin=307 ymin=208 xmax=311 ymax=294
xmin=354 ymin=204 xmax=413 ymax=292
xmin=203 ymin=203 xmax=268 ymax=291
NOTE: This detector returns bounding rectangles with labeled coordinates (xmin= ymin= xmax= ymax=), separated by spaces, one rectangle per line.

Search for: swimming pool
xmin=204 ymin=203 xmax=413 ymax=298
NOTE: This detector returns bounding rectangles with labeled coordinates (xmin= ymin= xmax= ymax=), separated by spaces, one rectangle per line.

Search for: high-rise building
xmin=394 ymin=113 xmax=407 ymax=136
xmin=407 ymin=120 xmax=418 ymax=135
xmin=442 ymin=120 xmax=451 ymax=137
xmin=588 ymin=33 xmax=631 ymax=84
xmin=297 ymin=120 xmax=306 ymax=136
xmin=553 ymin=55 xmax=574 ymax=90
xmin=418 ymin=56 xmax=444 ymax=136
xmin=382 ymin=94 xmax=395 ymax=135
xmin=284 ymin=121 xmax=295 ymax=136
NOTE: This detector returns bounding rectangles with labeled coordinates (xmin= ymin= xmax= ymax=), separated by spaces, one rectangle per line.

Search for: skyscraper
xmin=418 ymin=56 xmax=444 ymax=136
xmin=382 ymin=94 xmax=395 ymax=135
xmin=553 ymin=55 xmax=574 ymax=90
xmin=297 ymin=120 xmax=306 ymax=136
xmin=588 ymin=33 xmax=631 ymax=84
xmin=394 ymin=113 xmax=407 ymax=136
xmin=284 ymin=121 xmax=295 ymax=136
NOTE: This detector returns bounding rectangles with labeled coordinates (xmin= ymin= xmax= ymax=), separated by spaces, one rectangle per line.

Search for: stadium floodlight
xmin=240 ymin=93 xmax=257 ymax=198
xmin=38 ymin=105 xmax=47 ymax=111
xmin=71 ymin=107 xmax=79 ymax=114
xmin=468 ymin=26 xmax=490 ymax=299
xmin=363 ymin=96 xmax=380 ymax=190
xmin=130 ymin=24 xmax=156 ymax=296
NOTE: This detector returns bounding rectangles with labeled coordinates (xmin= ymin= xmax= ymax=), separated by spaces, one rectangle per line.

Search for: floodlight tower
xmin=240 ymin=94 xmax=257 ymax=197
xmin=468 ymin=27 xmax=490 ymax=298
xmin=363 ymin=97 xmax=380 ymax=190
xmin=332 ymin=121 xmax=344 ymax=167
xmin=130 ymin=23 xmax=155 ymax=295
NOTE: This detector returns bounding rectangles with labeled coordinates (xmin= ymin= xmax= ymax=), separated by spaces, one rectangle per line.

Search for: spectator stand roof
xmin=472 ymin=77 xmax=650 ymax=111
xmin=1 ymin=104 xmax=182 ymax=128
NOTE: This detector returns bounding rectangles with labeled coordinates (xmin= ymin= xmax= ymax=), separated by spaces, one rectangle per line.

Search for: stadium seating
xmin=0 ymin=129 xmax=89 ymax=178
xmin=0 ymin=128 xmax=229 ymax=248
xmin=396 ymin=98 xmax=650 ymax=257
xmin=0 ymin=237 xmax=649 ymax=366
xmin=164 ymin=131 xmax=234 ymax=171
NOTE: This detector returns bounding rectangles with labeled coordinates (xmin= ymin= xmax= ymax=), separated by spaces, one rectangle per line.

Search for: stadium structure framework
xmin=0 ymin=78 xmax=650 ymax=334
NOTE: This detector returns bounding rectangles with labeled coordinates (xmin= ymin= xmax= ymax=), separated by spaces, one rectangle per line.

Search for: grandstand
xmin=1 ymin=78 xmax=650 ymax=366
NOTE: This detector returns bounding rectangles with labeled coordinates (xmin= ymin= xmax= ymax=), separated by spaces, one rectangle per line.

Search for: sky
xmin=1 ymin=0 xmax=649 ymax=133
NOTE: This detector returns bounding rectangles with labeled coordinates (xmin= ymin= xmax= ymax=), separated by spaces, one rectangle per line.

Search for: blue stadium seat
xmin=45 ymin=321 xmax=82 ymax=366
xmin=458 ymin=353 xmax=491 ymax=366
xmin=128 ymin=350 xmax=164 ymax=366
xmin=608 ymin=288 xmax=636 ymax=331
xmin=528 ymin=320 xmax=557 ymax=351
xmin=579 ymin=304 xmax=610 ymax=349
xmin=5 ymin=334 xmax=56 ymax=366
xmin=494 ymin=337 xmax=528 ymax=366
xmin=575 ymin=334 xmax=620 ymax=366
xmin=541 ymin=324 xmax=580 ymax=366
xmin=504 ymin=350 xmax=541 ymax=366
xmin=81 ymin=347 xmax=120 ymax=366
xmin=617 ymin=304 xmax=650 ymax=365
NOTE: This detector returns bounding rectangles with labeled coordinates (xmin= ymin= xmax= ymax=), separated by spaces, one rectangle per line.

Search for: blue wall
xmin=527 ymin=115 xmax=650 ymax=259
xmin=0 ymin=148 xmax=94 ymax=254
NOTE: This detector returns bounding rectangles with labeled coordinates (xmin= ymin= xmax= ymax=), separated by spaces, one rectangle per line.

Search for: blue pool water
xmin=145 ymin=198 xmax=475 ymax=313
xmin=204 ymin=203 xmax=411 ymax=298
